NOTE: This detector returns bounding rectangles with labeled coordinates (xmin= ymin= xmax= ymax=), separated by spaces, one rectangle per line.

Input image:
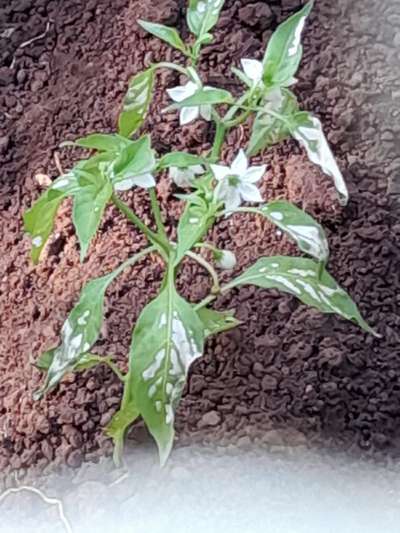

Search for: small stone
xmin=66 ymin=448 xmax=84 ymax=468
xmin=0 ymin=136 xmax=10 ymax=154
xmin=261 ymin=375 xmax=278 ymax=391
xmin=198 ymin=410 xmax=221 ymax=428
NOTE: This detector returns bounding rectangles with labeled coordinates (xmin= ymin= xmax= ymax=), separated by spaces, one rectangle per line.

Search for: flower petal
xmin=231 ymin=149 xmax=248 ymax=176
xmin=223 ymin=186 xmax=242 ymax=212
xmin=200 ymin=104 xmax=212 ymax=121
xmin=211 ymin=164 xmax=231 ymax=182
xmin=241 ymin=59 xmax=263 ymax=83
xmin=242 ymin=164 xmax=266 ymax=183
xmin=170 ymin=167 xmax=194 ymax=188
xmin=167 ymin=81 xmax=197 ymax=103
xmin=132 ymin=172 xmax=156 ymax=189
xmin=191 ymin=165 xmax=205 ymax=175
xmin=239 ymin=182 xmax=263 ymax=203
xmin=180 ymin=106 xmax=200 ymax=125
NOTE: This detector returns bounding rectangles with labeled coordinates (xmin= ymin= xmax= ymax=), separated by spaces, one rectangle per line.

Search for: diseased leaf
xmin=187 ymin=0 xmax=225 ymax=36
xmin=262 ymin=1 xmax=313 ymax=87
xmin=257 ymin=200 xmax=329 ymax=262
xmin=33 ymin=272 xmax=118 ymax=399
xmin=290 ymin=111 xmax=349 ymax=205
xmin=112 ymin=134 xmax=155 ymax=186
xmin=197 ymin=307 xmax=240 ymax=337
xmin=138 ymin=20 xmax=187 ymax=53
xmin=175 ymin=197 xmax=213 ymax=264
xmin=248 ymin=89 xmax=298 ymax=155
xmin=72 ymin=169 xmax=113 ymax=261
xmin=158 ymin=152 xmax=206 ymax=169
xmin=23 ymin=174 xmax=80 ymax=264
xmin=69 ymin=133 xmax=130 ymax=153
xmin=36 ymin=350 xmax=117 ymax=373
xmin=228 ymin=256 xmax=378 ymax=335
xmin=130 ymin=283 xmax=205 ymax=465
xmin=168 ymin=87 xmax=233 ymax=109
xmin=118 ymin=68 xmax=155 ymax=138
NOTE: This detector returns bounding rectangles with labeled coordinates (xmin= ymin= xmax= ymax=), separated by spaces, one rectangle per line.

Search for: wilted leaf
xmin=262 ymin=1 xmax=313 ymax=87
xmin=257 ymin=200 xmax=329 ymax=262
xmin=227 ymin=256 xmax=378 ymax=335
xmin=290 ymin=111 xmax=349 ymax=205
xmin=118 ymin=68 xmax=155 ymax=138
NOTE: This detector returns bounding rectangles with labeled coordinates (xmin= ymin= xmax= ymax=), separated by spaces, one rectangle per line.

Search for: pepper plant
xmin=25 ymin=1 xmax=379 ymax=465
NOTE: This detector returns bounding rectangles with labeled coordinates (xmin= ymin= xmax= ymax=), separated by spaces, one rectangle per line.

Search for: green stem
xmin=186 ymin=250 xmax=221 ymax=294
xmin=112 ymin=193 xmax=167 ymax=255
xmin=149 ymin=187 xmax=168 ymax=243
xmin=211 ymin=120 xmax=226 ymax=161
xmin=103 ymin=359 xmax=126 ymax=382
xmin=152 ymin=62 xmax=189 ymax=76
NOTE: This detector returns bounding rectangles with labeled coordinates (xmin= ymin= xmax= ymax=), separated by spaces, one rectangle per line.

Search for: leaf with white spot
xmin=167 ymin=87 xmax=233 ymax=110
xmin=248 ymin=88 xmax=298 ymax=156
xmin=262 ymin=2 xmax=313 ymax=87
xmin=72 ymin=168 xmax=113 ymax=261
xmin=290 ymin=111 xmax=349 ymax=205
xmin=36 ymin=350 xmax=118 ymax=373
xmin=187 ymin=0 xmax=225 ymax=37
xmin=118 ymin=68 xmax=155 ymax=138
xmin=129 ymin=283 xmax=204 ymax=465
xmin=23 ymin=174 xmax=80 ymax=264
xmin=227 ymin=256 xmax=378 ymax=336
xmin=138 ymin=20 xmax=187 ymax=53
xmin=256 ymin=200 xmax=329 ymax=262
xmin=33 ymin=273 xmax=116 ymax=400
xmin=175 ymin=196 xmax=213 ymax=264
xmin=197 ymin=307 xmax=241 ymax=337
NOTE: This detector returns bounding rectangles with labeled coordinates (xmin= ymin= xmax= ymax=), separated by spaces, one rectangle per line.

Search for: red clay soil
xmin=0 ymin=0 xmax=399 ymax=479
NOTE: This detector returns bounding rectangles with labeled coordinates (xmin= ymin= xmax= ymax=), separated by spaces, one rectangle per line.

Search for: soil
xmin=0 ymin=0 xmax=399 ymax=481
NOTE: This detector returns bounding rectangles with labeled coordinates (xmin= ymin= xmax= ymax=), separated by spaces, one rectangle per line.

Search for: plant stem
xmin=211 ymin=120 xmax=226 ymax=161
xmin=102 ymin=359 xmax=126 ymax=382
xmin=152 ymin=61 xmax=189 ymax=76
xmin=149 ymin=187 xmax=168 ymax=243
xmin=111 ymin=193 xmax=167 ymax=255
xmin=186 ymin=250 xmax=221 ymax=293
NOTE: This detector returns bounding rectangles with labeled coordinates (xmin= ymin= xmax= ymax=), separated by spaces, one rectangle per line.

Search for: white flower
xmin=241 ymin=58 xmax=263 ymax=87
xmin=113 ymin=172 xmax=155 ymax=191
xmin=216 ymin=250 xmax=237 ymax=270
xmin=169 ymin=165 xmax=204 ymax=188
xmin=167 ymin=81 xmax=213 ymax=126
xmin=211 ymin=149 xmax=265 ymax=212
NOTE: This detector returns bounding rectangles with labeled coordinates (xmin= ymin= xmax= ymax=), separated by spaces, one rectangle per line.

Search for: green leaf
xmin=248 ymin=89 xmax=298 ymax=156
xmin=169 ymin=87 xmax=233 ymax=109
xmin=118 ymin=68 xmax=155 ymax=138
xmin=23 ymin=174 xmax=79 ymax=264
xmin=290 ymin=111 xmax=349 ymax=206
xmin=262 ymin=1 xmax=313 ymax=87
xmin=129 ymin=282 xmax=205 ymax=465
xmin=197 ymin=307 xmax=240 ymax=337
xmin=106 ymin=400 xmax=139 ymax=465
xmin=187 ymin=0 xmax=225 ymax=36
xmin=138 ymin=20 xmax=187 ymax=53
xmin=158 ymin=152 xmax=206 ymax=169
xmin=72 ymin=170 xmax=113 ymax=261
xmin=33 ymin=272 xmax=118 ymax=400
xmin=227 ymin=256 xmax=378 ymax=336
xmin=112 ymin=134 xmax=155 ymax=184
xmin=175 ymin=197 xmax=213 ymax=264
xmin=69 ymin=133 xmax=130 ymax=153
xmin=257 ymin=200 xmax=329 ymax=262
xmin=36 ymin=350 xmax=116 ymax=373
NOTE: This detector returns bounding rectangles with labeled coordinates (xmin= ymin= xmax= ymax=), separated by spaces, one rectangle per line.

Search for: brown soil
xmin=0 ymin=0 xmax=399 ymax=480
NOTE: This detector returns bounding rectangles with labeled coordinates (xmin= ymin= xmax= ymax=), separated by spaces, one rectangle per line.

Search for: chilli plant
xmin=25 ymin=1 xmax=379 ymax=466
